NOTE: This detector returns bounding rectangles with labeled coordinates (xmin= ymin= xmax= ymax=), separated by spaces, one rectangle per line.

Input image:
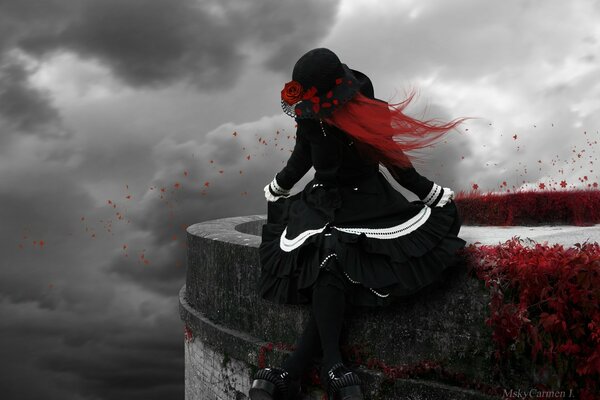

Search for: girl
xmin=250 ymin=48 xmax=467 ymax=400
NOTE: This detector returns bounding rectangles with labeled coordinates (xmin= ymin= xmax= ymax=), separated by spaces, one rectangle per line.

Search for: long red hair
xmin=325 ymin=91 xmax=466 ymax=169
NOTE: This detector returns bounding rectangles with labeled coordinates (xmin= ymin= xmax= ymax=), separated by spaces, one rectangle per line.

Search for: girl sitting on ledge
xmin=250 ymin=48 xmax=466 ymax=400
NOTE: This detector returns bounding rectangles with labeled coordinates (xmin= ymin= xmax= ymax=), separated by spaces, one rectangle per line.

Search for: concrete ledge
xmin=182 ymin=215 xmax=510 ymax=399
xmin=180 ymin=284 xmax=496 ymax=400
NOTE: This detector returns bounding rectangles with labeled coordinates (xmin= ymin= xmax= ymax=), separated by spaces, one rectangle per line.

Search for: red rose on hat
xmin=281 ymin=81 xmax=304 ymax=105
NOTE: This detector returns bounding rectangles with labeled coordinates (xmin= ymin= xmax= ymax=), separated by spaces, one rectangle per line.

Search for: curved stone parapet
xmin=180 ymin=215 xmax=499 ymax=399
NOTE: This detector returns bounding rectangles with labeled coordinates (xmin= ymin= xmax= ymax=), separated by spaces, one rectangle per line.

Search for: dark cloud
xmin=0 ymin=0 xmax=340 ymax=143
xmin=237 ymin=1 xmax=341 ymax=73
xmin=36 ymin=313 xmax=183 ymax=400
xmin=0 ymin=59 xmax=67 ymax=139
xmin=12 ymin=0 xmax=340 ymax=89
xmin=0 ymin=159 xmax=183 ymax=399
xmin=20 ymin=0 xmax=241 ymax=89
xmin=1 ymin=298 xmax=183 ymax=400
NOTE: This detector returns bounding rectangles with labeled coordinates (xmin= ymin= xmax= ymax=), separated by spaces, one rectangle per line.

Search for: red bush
xmin=461 ymin=238 xmax=600 ymax=399
xmin=454 ymin=189 xmax=600 ymax=226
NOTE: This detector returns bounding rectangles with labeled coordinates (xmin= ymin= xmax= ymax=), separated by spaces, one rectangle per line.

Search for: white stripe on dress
xmin=279 ymin=205 xmax=431 ymax=252
xmin=279 ymin=225 xmax=329 ymax=252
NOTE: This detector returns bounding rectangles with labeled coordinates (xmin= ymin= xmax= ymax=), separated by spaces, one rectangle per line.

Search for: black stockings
xmin=282 ymin=270 xmax=347 ymax=379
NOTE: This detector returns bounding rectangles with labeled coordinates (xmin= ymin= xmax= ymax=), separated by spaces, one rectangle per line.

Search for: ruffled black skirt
xmin=258 ymin=172 xmax=467 ymax=307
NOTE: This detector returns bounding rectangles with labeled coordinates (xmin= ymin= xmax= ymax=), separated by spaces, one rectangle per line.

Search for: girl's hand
xmin=435 ymin=187 xmax=454 ymax=207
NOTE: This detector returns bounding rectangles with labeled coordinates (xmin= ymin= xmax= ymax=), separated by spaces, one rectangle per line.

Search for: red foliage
xmin=257 ymin=342 xmax=296 ymax=369
xmin=461 ymin=238 xmax=600 ymax=399
xmin=454 ymin=189 xmax=600 ymax=226
xmin=341 ymin=344 xmax=502 ymax=396
xmin=184 ymin=324 xmax=194 ymax=343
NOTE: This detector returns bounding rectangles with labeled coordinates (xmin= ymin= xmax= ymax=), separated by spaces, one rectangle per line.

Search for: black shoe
xmin=249 ymin=367 xmax=300 ymax=400
xmin=323 ymin=363 xmax=363 ymax=400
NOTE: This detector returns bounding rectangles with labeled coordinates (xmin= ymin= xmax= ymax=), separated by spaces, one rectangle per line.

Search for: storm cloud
xmin=8 ymin=0 xmax=338 ymax=89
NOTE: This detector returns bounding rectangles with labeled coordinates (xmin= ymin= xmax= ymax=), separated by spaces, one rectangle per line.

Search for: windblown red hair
xmin=325 ymin=91 xmax=466 ymax=169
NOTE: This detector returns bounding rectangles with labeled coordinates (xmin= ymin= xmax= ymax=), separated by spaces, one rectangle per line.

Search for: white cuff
xmin=269 ymin=176 xmax=290 ymax=196
xmin=422 ymin=183 xmax=442 ymax=206
xmin=264 ymin=180 xmax=290 ymax=202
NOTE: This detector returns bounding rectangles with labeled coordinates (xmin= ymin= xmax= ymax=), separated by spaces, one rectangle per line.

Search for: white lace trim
xmin=369 ymin=288 xmax=390 ymax=298
xmin=279 ymin=205 xmax=431 ymax=251
xmin=319 ymin=253 xmax=338 ymax=268
xmin=423 ymin=183 xmax=442 ymax=206
xmin=270 ymin=176 xmax=289 ymax=195
xmin=334 ymin=205 xmax=431 ymax=239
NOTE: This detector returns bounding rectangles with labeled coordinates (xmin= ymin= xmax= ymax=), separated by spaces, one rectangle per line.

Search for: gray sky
xmin=1 ymin=1 xmax=599 ymax=399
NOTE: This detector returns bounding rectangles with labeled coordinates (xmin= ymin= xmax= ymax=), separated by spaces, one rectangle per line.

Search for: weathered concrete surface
xmin=180 ymin=284 xmax=496 ymax=400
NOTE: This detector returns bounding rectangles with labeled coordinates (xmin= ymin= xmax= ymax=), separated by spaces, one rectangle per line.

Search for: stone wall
xmin=180 ymin=215 xmax=500 ymax=399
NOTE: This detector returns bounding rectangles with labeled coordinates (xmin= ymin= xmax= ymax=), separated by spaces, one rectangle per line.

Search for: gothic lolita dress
xmin=258 ymin=118 xmax=467 ymax=307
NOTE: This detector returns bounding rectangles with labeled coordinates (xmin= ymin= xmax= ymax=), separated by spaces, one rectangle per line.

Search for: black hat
xmin=281 ymin=48 xmax=372 ymax=119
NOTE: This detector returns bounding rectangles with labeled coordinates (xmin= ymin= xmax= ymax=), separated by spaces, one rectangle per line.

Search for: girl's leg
xmin=281 ymin=269 xmax=347 ymax=378
xmin=311 ymin=271 xmax=346 ymax=373
xmin=311 ymin=271 xmax=363 ymax=398
xmin=281 ymin=313 xmax=321 ymax=379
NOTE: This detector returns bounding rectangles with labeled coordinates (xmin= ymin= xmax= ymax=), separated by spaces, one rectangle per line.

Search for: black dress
xmin=259 ymin=118 xmax=466 ymax=307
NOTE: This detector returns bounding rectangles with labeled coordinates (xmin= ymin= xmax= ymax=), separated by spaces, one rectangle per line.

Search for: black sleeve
xmin=383 ymin=158 xmax=445 ymax=207
xmin=275 ymin=123 xmax=313 ymax=190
